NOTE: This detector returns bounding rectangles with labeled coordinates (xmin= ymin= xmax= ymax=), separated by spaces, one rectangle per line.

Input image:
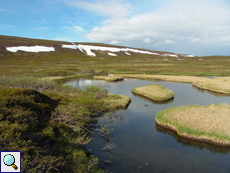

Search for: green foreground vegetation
xmin=0 ymin=76 xmax=130 ymax=172
xmin=132 ymin=84 xmax=174 ymax=101
xmin=155 ymin=103 xmax=230 ymax=146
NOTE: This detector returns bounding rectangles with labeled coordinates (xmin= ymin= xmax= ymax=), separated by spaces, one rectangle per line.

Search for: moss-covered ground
xmin=0 ymin=76 xmax=130 ymax=172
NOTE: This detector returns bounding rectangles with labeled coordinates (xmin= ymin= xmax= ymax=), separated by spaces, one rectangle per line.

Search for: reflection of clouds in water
xmin=71 ymin=78 xmax=230 ymax=173
xmin=79 ymin=79 xmax=92 ymax=86
xmin=65 ymin=79 xmax=107 ymax=89
xmin=108 ymin=73 xmax=114 ymax=76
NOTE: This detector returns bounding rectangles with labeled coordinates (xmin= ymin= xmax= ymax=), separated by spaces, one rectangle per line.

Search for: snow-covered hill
xmin=1 ymin=35 xmax=195 ymax=59
xmin=5 ymin=43 xmax=195 ymax=58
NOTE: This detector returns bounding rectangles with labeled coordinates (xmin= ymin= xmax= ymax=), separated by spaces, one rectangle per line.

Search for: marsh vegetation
xmin=93 ymin=76 xmax=124 ymax=82
xmin=132 ymin=84 xmax=174 ymax=101
xmin=0 ymin=75 xmax=130 ymax=172
xmin=121 ymin=74 xmax=230 ymax=94
xmin=155 ymin=103 xmax=230 ymax=146
xmin=70 ymin=78 xmax=230 ymax=172
xmin=1 ymin=35 xmax=230 ymax=172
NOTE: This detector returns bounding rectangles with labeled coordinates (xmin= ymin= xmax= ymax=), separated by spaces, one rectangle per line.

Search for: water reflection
xmin=132 ymin=92 xmax=174 ymax=104
xmin=193 ymin=85 xmax=230 ymax=97
xmin=66 ymin=78 xmax=230 ymax=173
xmin=99 ymin=111 xmax=125 ymax=123
xmin=155 ymin=122 xmax=230 ymax=154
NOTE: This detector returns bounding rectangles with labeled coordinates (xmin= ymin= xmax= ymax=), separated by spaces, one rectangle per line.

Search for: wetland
xmin=66 ymin=77 xmax=230 ymax=173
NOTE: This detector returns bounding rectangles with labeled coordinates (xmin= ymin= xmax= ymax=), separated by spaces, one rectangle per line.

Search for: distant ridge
xmin=0 ymin=34 xmax=194 ymax=59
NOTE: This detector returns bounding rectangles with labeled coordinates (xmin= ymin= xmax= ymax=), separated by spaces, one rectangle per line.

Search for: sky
xmin=0 ymin=0 xmax=230 ymax=56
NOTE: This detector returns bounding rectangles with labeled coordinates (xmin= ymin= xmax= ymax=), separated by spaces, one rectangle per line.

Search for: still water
xmin=66 ymin=78 xmax=230 ymax=173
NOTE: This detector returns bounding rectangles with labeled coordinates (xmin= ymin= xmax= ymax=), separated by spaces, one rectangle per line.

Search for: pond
xmin=66 ymin=78 xmax=230 ymax=173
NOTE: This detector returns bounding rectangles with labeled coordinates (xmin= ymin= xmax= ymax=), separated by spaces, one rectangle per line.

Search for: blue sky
xmin=0 ymin=0 xmax=230 ymax=56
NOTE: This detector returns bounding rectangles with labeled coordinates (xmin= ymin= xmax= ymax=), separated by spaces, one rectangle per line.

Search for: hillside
xmin=0 ymin=34 xmax=230 ymax=76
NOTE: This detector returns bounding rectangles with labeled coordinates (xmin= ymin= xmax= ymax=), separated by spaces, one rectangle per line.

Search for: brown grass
xmin=119 ymin=74 xmax=208 ymax=83
xmin=193 ymin=77 xmax=230 ymax=94
xmin=104 ymin=94 xmax=131 ymax=109
xmin=132 ymin=84 xmax=174 ymax=101
xmin=93 ymin=75 xmax=124 ymax=82
xmin=155 ymin=103 xmax=230 ymax=146
xmin=119 ymin=74 xmax=230 ymax=94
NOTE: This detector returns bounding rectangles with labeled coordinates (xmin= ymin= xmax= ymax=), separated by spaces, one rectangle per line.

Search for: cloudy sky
xmin=0 ymin=0 xmax=229 ymax=56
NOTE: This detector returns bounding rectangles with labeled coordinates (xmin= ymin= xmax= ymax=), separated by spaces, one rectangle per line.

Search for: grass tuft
xmin=93 ymin=75 xmax=124 ymax=82
xmin=155 ymin=103 xmax=230 ymax=146
xmin=132 ymin=84 xmax=174 ymax=101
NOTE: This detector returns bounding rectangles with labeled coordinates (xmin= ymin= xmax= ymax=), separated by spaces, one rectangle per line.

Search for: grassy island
xmin=93 ymin=75 xmax=124 ymax=82
xmin=120 ymin=74 xmax=230 ymax=95
xmin=193 ymin=77 xmax=230 ymax=94
xmin=155 ymin=103 xmax=230 ymax=146
xmin=132 ymin=84 xmax=174 ymax=101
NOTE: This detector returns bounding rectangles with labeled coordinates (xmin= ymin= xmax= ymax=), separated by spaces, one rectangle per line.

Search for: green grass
xmin=132 ymin=84 xmax=174 ymax=101
xmin=0 ymin=76 xmax=130 ymax=172
xmin=0 ymin=34 xmax=229 ymax=170
xmin=155 ymin=103 xmax=230 ymax=146
xmin=1 ymin=35 xmax=230 ymax=77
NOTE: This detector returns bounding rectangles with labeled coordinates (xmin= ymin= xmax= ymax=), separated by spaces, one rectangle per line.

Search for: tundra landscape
xmin=1 ymin=0 xmax=230 ymax=172
xmin=0 ymin=34 xmax=230 ymax=172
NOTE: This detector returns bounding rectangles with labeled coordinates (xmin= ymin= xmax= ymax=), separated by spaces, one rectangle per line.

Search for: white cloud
xmin=65 ymin=0 xmax=132 ymax=19
xmin=110 ymin=40 xmax=120 ymax=44
xmin=64 ymin=0 xmax=230 ymax=55
xmin=191 ymin=38 xmax=200 ymax=42
xmin=164 ymin=39 xmax=174 ymax=44
xmin=144 ymin=38 xmax=151 ymax=43
xmin=74 ymin=26 xmax=85 ymax=32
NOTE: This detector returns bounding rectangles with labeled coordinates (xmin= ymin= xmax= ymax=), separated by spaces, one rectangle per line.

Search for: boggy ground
xmin=120 ymin=74 xmax=230 ymax=95
xmin=0 ymin=75 xmax=130 ymax=172
xmin=1 ymin=35 xmax=230 ymax=171
xmin=132 ymin=84 xmax=174 ymax=101
xmin=155 ymin=103 xmax=230 ymax=146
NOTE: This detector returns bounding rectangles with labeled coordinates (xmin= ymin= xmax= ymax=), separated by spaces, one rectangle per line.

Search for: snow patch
xmin=62 ymin=44 xmax=78 ymax=49
xmin=164 ymin=54 xmax=178 ymax=58
xmin=183 ymin=54 xmax=195 ymax=57
xmin=108 ymin=53 xmax=117 ymax=56
xmin=125 ymin=52 xmax=131 ymax=55
xmin=6 ymin=46 xmax=55 ymax=52
xmin=62 ymin=44 xmax=160 ymax=56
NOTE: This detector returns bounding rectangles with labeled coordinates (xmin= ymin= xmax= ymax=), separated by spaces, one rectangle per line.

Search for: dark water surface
xmin=66 ymin=78 xmax=230 ymax=173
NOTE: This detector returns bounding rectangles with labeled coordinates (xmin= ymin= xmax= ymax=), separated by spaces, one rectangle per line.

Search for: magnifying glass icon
xmin=3 ymin=154 xmax=18 ymax=170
